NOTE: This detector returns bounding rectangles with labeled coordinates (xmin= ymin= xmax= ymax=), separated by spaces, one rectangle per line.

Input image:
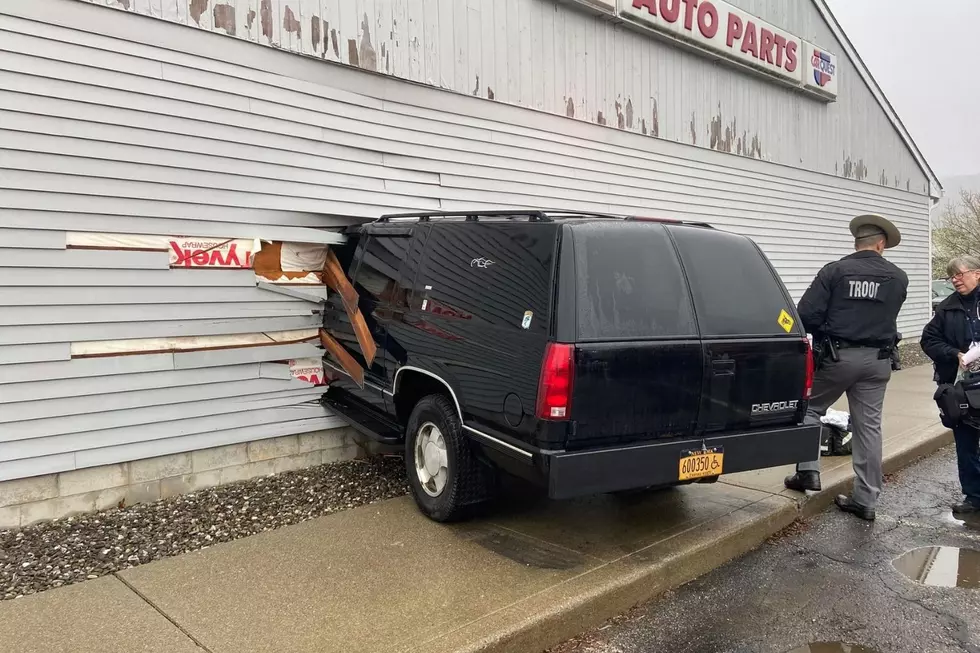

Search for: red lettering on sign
xmin=740 ymin=20 xmax=759 ymax=58
xmin=759 ymin=28 xmax=775 ymax=64
xmin=659 ymin=0 xmax=680 ymax=22
xmin=681 ymin=0 xmax=698 ymax=30
xmin=726 ymin=13 xmax=743 ymax=47
xmin=785 ymin=40 xmax=798 ymax=72
xmin=632 ymin=0 xmax=658 ymax=14
xmin=170 ymin=240 xmax=251 ymax=268
xmin=773 ymin=33 xmax=787 ymax=67
xmin=697 ymin=1 xmax=718 ymax=38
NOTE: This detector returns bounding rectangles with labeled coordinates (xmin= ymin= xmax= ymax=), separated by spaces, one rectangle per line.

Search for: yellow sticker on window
xmin=777 ymin=310 xmax=795 ymax=333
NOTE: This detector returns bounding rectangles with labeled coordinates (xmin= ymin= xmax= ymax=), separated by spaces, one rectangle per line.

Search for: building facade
xmin=0 ymin=0 xmax=939 ymax=526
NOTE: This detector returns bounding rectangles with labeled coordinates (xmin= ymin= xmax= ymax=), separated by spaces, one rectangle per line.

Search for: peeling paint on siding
xmin=709 ymin=107 xmax=736 ymax=154
xmin=311 ymin=15 xmax=321 ymax=54
xmin=347 ymin=39 xmax=359 ymax=67
xmin=213 ymin=3 xmax=235 ymax=36
xmin=190 ymin=0 xmax=209 ymax=25
xmin=842 ymin=156 xmax=869 ymax=181
xmin=259 ymin=0 xmax=273 ymax=42
xmin=472 ymin=74 xmax=480 ymax=97
xmin=283 ymin=6 xmax=301 ymax=38
xmin=69 ymin=0 xmax=931 ymax=194
xmin=596 ymin=111 xmax=606 ymax=126
xmin=358 ymin=13 xmax=377 ymax=71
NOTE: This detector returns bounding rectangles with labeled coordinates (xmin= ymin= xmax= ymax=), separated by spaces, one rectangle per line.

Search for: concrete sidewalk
xmin=0 ymin=366 xmax=951 ymax=653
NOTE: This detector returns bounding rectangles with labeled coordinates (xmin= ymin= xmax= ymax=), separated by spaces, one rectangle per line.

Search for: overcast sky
xmin=825 ymin=0 xmax=980 ymax=179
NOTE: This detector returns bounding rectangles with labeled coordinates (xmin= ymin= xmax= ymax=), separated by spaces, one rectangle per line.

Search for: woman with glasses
xmin=921 ymin=255 xmax=980 ymax=514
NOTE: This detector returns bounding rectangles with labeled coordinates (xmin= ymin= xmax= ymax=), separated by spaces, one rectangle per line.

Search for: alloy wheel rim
xmin=414 ymin=422 xmax=449 ymax=497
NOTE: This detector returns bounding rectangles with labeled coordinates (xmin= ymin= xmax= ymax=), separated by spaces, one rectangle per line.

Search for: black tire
xmin=404 ymin=394 xmax=496 ymax=522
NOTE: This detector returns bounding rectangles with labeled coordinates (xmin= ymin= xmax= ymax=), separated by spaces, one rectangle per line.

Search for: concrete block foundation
xmin=0 ymin=428 xmax=363 ymax=529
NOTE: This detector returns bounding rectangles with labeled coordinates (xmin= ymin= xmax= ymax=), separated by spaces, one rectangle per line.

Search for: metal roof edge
xmin=812 ymin=0 xmax=942 ymax=198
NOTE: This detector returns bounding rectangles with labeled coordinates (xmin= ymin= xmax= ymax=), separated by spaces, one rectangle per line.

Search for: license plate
xmin=678 ymin=447 xmax=724 ymax=481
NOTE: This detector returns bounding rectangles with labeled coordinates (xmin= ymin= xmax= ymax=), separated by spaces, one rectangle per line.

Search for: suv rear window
xmin=572 ymin=222 xmax=697 ymax=340
xmin=668 ymin=226 xmax=793 ymax=338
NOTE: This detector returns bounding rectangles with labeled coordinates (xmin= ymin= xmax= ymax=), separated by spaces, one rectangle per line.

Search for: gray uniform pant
xmin=797 ymin=346 xmax=892 ymax=509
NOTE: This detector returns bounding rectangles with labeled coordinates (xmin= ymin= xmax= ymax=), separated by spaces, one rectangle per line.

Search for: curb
xmin=433 ymin=422 xmax=953 ymax=653
xmin=425 ymin=495 xmax=799 ymax=653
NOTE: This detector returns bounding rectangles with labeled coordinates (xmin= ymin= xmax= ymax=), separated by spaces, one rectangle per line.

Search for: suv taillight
xmin=536 ymin=343 xmax=574 ymax=421
xmin=804 ymin=338 xmax=814 ymax=399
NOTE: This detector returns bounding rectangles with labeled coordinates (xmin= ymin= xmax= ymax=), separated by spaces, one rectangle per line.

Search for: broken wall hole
xmin=893 ymin=546 xmax=980 ymax=589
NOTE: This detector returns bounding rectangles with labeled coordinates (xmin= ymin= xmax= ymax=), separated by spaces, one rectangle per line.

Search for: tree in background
xmin=933 ymin=191 xmax=980 ymax=279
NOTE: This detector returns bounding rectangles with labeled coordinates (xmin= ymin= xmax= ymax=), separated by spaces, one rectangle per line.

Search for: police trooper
xmin=784 ymin=214 xmax=909 ymax=521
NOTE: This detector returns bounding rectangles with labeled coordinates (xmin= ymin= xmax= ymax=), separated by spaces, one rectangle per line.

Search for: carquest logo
xmin=752 ymin=400 xmax=799 ymax=415
xmin=811 ymin=49 xmax=836 ymax=87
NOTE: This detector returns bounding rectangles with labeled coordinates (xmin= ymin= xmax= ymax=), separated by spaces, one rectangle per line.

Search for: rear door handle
xmin=711 ymin=359 xmax=735 ymax=376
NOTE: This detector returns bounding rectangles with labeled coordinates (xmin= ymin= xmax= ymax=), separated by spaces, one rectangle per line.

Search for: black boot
xmin=784 ymin=471 xmax=821 ymax=492
xmin=952 ymin=500 xmax=980 ymax=515
xmin=835 ymin=495 xmax=875 ymax=521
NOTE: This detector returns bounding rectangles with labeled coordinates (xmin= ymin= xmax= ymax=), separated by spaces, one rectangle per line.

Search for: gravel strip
xmin=0 ymin=456 xmax=408 ymax=601
xmin=897 ymin=341 xmax=931 ymax=370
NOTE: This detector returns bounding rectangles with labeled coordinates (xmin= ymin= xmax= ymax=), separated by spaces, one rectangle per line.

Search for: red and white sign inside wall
xmin=565 ymin=0 xmax=838 ymax=100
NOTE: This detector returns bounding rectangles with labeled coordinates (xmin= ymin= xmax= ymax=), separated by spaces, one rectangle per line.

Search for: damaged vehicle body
xmin=318 ymin=210 xmax=821 ymax=521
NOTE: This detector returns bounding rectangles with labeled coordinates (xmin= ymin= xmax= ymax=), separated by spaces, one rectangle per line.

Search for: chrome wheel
xmin=414 ymin=421 xmax=449 ymax=497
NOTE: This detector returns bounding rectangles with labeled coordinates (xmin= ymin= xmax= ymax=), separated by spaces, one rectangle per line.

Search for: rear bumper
xmin=543 ymin=423 xmax=821 ymax=500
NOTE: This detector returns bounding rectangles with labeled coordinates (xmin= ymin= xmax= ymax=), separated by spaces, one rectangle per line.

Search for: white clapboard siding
xmin=0 ymin=286 xmax=327 ymax=306
xmin=50 ymin=0 xmax=932 ymax=194
xmin=0 ymin=0 xmax=936 ymax=483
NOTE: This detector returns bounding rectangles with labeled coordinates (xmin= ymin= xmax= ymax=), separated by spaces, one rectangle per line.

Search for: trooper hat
xmin=849 ymin=214 xmax=901 ymax=249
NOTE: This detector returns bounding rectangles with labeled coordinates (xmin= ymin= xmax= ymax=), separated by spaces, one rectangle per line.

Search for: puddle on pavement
xmin=473 ymin=529 xmax=586 ymax=570
xmin=893 ymin=546 xmax=980 ymax=588
xmin=785 ymin=644 xmax=878 ymax=653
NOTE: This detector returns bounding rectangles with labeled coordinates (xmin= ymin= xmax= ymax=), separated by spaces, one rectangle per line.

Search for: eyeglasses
xmin=948 ymin=270 xmax=979 ymax=281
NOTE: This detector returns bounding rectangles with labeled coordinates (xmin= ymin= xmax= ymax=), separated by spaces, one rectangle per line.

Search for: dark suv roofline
xmin=375 ymin=209 xmax=714 ymax=228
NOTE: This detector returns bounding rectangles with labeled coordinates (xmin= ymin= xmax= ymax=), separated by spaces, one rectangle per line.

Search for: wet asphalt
xmin=552 ymin=446 xmax=980 ymax=653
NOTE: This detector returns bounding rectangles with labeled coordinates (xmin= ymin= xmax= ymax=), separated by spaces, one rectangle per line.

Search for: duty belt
xmin=833 ymin=338 xmax=888 ymax=350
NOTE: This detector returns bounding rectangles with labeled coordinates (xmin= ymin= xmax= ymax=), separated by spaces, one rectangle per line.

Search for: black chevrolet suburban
xmin=319 ymin=210 xmax=820 ymax=522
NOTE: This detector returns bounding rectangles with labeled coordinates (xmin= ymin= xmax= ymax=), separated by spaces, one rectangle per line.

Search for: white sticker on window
xmin=521 ymin=311 xmax=533 ymax=329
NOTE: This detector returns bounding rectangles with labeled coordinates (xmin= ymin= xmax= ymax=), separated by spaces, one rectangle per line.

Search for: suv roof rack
xmin=374 ymin=209 xmax=713 ymax=228
xmin=376 ymin=210 xmax=553 ymax=223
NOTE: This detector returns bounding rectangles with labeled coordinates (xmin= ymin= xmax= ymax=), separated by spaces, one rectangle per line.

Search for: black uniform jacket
xmin=922 ymin=290 xmax=979 ymax=384
xmin=797 ymin=250 xmax=908 ymax=346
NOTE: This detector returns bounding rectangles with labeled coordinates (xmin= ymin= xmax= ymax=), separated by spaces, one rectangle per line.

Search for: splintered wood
xmin=322 ymin=248 xmax=377 ymax=367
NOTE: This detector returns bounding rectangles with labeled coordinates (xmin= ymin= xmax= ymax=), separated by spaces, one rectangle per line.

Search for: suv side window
xmin=572 ymin=222 xmax=697 ymax=340
xmin=668 ymin=226 xmax=793 ymax=338
xmin=354 ymin=234 xmax=412 ymax=307
xmin=417 ymin=223 xmax=555 ymax=333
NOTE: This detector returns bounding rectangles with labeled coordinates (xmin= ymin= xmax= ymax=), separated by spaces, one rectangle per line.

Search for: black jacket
xmin=922 ymin=291 xmax=976 ymax=384
xmin=797 ymin=251 xmax=908 ymax=345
